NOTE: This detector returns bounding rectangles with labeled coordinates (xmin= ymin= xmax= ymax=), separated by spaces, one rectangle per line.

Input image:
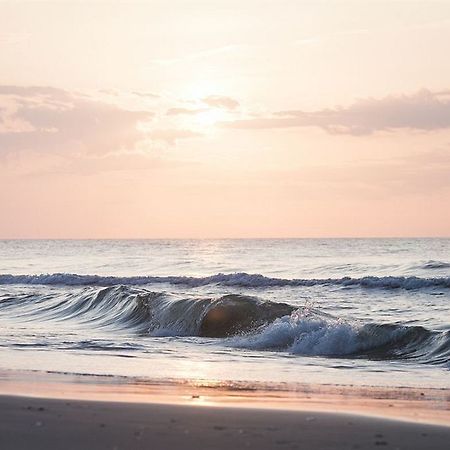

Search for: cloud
xmin=166 ymin=95 xmax=240 ymax=115
xmin=132 ymin=91 xmax=160 ymax=99
xmin=224 ymin=89 xmax=450 ymax=135
xmin=166 ymin=107 xmax=206 ymax=116
xmin=0 ymin=85 xmax=154 ymax=157
xmin=148 ymin=128 xmax=202 ymax=145
xmin=202 ymin=95 xmax=239 ymax=110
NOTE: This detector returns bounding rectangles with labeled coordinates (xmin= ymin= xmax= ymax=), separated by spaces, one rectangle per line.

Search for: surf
xmin=1 ymin=285 xmax=448 ymax=367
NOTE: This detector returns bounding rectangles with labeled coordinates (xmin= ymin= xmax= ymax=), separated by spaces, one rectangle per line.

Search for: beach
xmin=2 ymin=390 xmax=450 ymax=450
xmin=1 ymin=369 xmax=449 ymax=450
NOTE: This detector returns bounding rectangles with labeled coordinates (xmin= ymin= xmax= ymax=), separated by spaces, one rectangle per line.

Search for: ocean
xmin=0 ymin=239 xmax=449 ymax=390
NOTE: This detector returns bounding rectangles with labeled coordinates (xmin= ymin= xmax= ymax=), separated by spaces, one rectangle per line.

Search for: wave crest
xmin=1 ymin=272 xmax=449 ymax=290
xmin=229 ymin=309 xmax=450 ymax=365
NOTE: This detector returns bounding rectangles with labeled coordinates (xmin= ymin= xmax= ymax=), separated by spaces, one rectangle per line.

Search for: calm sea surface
xmin=0 ymin=239 xmax=449 ymax=389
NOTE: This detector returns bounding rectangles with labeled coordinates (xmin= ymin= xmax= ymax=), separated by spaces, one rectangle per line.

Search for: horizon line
xmin=1 ymin=236 xmax=449 ymax=241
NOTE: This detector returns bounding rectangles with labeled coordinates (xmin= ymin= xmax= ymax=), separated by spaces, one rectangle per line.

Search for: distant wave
xmin=1 ymin=286 xmax=448 ymax=366
xmin=1 ymin=272 xmax=450 ymax=290
xmin=419 ymin=260 xmax=450 ymax=270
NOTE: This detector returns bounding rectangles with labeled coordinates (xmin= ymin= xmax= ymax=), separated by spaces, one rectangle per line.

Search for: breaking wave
xmin=1 ymin=285 xmax=449 ymax=366
xmin=1 ymin=272 xmax=450 ymax=290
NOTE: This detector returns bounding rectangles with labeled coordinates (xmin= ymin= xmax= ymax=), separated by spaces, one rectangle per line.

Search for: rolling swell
xmin=1 ymin=285 xmax=449 ymax=366
xmin=0 ymin=286 xmax=295 ymax=337
xmin=1 ymin=272 xmax=450 ymax=290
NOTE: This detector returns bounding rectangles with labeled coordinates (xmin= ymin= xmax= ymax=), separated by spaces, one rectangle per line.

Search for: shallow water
xmin=0 ymin=239 xmax=449 ymax=389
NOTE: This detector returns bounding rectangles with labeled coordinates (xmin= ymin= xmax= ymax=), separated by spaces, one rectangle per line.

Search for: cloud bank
xmin=0 ymin=86 xmax=154 ymax=156
xmin=224 ymin=90 xmax=450 ymax=135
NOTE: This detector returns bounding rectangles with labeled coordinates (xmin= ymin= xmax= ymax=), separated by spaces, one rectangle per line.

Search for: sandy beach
xmin=0 ymin=370 xmax=449 ymax=450
xmin=2 ymin=393 xmax=450 ymax=450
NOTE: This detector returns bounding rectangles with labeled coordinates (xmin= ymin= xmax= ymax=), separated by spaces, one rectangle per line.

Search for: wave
xmin=1 ymin=272 xmax=450 ymax=290
xmin=0 ymin=286 xmax=296 ymax=337
xmin=229 ymin=312 xmax=450 ymax=366
xmin=1 ymin=286 xmax=449 ymax=366
xmin=419 ymin=260 xmax=450 ymax=270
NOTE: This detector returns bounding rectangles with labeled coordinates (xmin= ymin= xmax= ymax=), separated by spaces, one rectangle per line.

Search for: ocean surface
xmin=0 ymin=239 xmax=449 ymax=390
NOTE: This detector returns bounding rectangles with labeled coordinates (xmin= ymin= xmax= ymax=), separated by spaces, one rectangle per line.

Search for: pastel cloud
xmin=148 ymin=128 xmax=202 ymax=144
xmin=0 ymin=86 xmax=154 ymax=157
xmin=202 ymin=95 xmax=239 ymax=110
xmin=132 ymin=91 xmax=160 ymax=99
xmin=166 ymin=107 xmax=206 ymax=116
xmin=166 ymin=95 xmax=240 ymax=115
xmin=224 ymin=90 xmax=450 ymax=135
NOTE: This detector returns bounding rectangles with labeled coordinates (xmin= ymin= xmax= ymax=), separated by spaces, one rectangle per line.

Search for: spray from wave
xmin=228 ymin=310 xmax=450 ymax=366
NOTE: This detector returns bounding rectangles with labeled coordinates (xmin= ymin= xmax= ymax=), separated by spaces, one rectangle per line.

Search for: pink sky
xmin=1 ymin=1 xmax=450 ymax=238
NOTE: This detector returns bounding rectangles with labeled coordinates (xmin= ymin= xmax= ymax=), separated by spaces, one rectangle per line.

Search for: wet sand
xmin=1 ymin=394 xmax=450 ymax=450
xmin=0 ymin=369 xmax=449 ymax=449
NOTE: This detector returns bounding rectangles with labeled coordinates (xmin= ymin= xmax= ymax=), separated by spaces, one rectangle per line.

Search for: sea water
xmin=0 ymin=239 xmax=449 ymax=389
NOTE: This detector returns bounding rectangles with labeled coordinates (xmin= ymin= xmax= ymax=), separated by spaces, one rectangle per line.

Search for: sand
xmin=1 ymin=394 xmax=450 ymax=450
xmin=0 ymin=369 xmax=449 ymax=449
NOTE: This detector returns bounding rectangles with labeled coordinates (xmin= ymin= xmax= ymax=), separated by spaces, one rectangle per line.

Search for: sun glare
xmin=194 ymin=108 xmax=227 ymax=127
xmin=186 ymin=80 xmax=222 ymax=99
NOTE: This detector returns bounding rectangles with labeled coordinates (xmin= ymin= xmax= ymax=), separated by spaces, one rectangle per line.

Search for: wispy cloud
xmin=131 ymin=91 xmax=160 ymax=99
xmin=166 ymin=96 xmax=240 ymax=115
xmin=166 ymin=107 xmax=206 ymax=116
xmin=148 ymin=128 xmax=202 ymax=145
xmin=202 ymin=95 xmax=239 ymax=110
xmin=223 ymin=90 xmax=450 ymax=135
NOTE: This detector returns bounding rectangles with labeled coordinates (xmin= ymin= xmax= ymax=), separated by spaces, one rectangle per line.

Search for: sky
xmin=1 ymin=0 xmax=450 ymax=238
